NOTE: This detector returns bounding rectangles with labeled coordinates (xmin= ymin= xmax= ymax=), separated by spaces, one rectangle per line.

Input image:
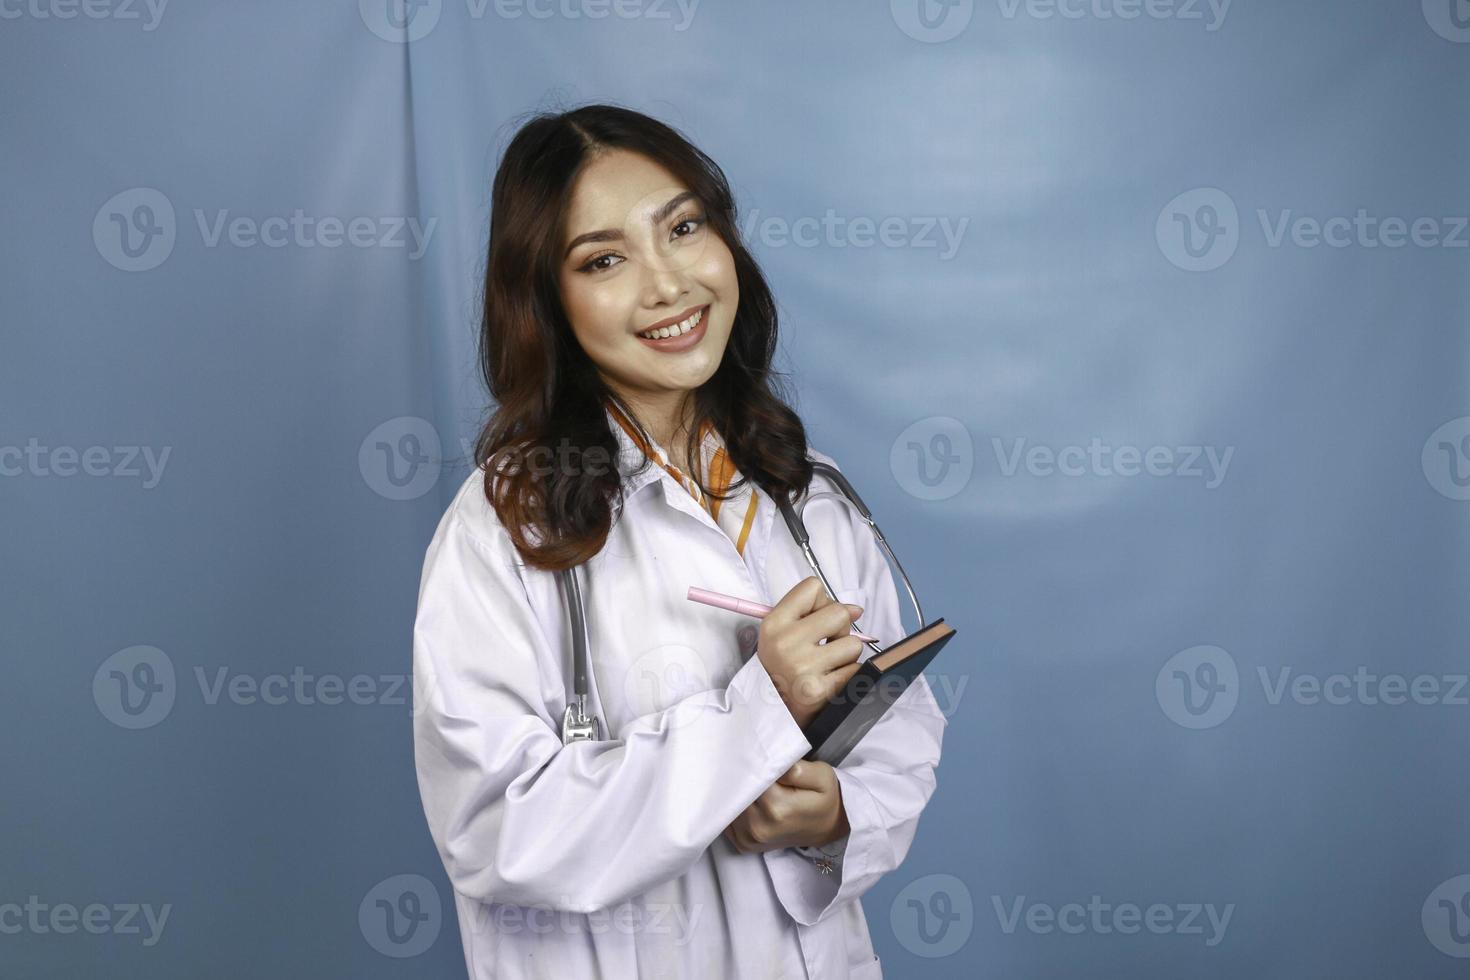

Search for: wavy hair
xmin=472 ymin=102 xmax=814 ymax=571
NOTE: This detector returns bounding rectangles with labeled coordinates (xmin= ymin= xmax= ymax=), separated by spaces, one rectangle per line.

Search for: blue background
xmin=3 ymin=1 xmax=1469 ymax=976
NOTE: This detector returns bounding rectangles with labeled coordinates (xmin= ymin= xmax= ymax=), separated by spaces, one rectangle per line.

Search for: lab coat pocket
xmin=850 ymin=953 xmax=883 ymax=979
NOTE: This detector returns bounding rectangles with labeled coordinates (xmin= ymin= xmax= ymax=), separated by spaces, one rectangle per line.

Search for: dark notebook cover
xmin=800 ymin=619 xmax=956 ymax=766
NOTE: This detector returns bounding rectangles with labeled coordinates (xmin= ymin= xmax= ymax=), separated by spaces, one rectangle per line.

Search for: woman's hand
xmin=722 ymin=760 xmax=850 ymax=854
xmin=757 ymin=576 xmax=865 ymax=729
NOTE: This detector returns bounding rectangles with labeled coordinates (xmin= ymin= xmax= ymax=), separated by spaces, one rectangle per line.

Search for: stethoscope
xmin=558 ymin=460 xmax=926 ymax=744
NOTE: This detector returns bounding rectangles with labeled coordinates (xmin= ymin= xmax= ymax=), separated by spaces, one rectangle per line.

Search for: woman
xmin=412 ymin=103 xmax=947 ymax=979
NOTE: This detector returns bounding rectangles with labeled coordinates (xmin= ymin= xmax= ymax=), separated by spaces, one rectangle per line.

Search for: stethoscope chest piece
xmin=562 ymin=701 xmax=599 ymax=743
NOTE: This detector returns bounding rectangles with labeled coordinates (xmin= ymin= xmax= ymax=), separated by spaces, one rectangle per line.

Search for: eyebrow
xmin=563 ymin=190 xmax=699 ymax=261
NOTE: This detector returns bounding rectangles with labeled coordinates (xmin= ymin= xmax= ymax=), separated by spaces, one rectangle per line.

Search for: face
xmin=558 ymin=149 xmax=738 ymax=431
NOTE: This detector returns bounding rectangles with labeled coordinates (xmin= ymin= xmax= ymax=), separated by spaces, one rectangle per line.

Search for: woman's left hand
xmin=722 ymin=760 xmax=850 ymax=854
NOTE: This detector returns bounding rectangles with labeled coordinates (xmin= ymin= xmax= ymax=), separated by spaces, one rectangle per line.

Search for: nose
xmin=641 ymin=255 xmax=693 ymax=309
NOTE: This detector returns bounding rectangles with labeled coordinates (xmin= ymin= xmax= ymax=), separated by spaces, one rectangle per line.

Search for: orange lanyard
xmin=606 ymin=401 xmax=761 ymax=554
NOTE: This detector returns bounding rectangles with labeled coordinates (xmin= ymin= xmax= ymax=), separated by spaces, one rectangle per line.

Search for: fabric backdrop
xmin=3 ymin=2 xmax=1468 ymax=976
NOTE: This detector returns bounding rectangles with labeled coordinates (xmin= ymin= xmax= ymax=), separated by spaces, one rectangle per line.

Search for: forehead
xmin=563 ymin=149 xmax=690 ymax=239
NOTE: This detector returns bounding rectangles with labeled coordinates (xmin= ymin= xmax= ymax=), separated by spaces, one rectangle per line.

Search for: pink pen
xmin=687 ymin=586 xmax=879 ymax=643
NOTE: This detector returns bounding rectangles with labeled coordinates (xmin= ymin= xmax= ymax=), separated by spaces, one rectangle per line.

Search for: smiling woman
xmin=412 ymin=103 xmax=946 ymax=980
xmin=557 ymin=151 xmax=736 ymax=462
xmin=471 ymin=104 xmax=818 ymax=571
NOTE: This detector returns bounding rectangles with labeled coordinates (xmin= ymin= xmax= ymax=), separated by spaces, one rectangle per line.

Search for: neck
xmin=609 ymin=386 xmax=698 ymax=461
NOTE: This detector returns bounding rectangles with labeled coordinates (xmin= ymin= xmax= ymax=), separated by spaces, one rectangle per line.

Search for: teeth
xmin=639 ymin=306 xmax=704 ymax=340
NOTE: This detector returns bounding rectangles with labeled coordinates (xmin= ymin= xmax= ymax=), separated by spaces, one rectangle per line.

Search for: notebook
xmin=800 ymin=619 xmax=956 ymax=766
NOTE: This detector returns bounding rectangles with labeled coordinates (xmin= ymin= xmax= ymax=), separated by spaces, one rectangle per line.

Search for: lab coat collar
xmin=601 ymin=399 xmax=724 ymax=498
xmin=601 ymin=400 xmax=777 ymax=566
xmin=603 ymin=402 xmax=663 ymax=494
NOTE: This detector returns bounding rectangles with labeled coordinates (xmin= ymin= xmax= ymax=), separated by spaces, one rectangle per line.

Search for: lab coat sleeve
xmin=762 ymin=469 xmax=949 ymax=926
xmin=412 ymin=512 xmax=815 ymax=915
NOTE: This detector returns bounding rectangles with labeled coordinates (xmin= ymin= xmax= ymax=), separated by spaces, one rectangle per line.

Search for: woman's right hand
xmin=756 ymin=576 xmax=865 ymax=729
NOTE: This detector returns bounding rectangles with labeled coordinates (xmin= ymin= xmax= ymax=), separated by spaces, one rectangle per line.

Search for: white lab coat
xmin=412 ymin=408 xmax=948 ymax=979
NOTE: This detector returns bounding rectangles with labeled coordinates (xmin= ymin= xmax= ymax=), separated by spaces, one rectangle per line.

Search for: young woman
xmin=412 ymin=103 xmax=947 ymax=979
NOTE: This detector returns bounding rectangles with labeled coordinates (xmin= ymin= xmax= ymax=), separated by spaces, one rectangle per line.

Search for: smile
xmin=636 ymin=304 xmax=708 ymax=351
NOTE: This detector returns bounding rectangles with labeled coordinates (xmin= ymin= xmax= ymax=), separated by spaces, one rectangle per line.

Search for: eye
xmin=672 ymin=213 xmax=706 ymax=240
xmin=577 ymin=251 xmax=623 ymax=274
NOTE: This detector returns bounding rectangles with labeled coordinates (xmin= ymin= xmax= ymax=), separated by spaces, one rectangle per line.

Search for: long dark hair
xmin=472 ymin=102 xmax=814 ymax=571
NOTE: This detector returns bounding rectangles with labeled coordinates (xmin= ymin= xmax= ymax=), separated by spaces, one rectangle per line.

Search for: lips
xmin=637 ymin=303 xmax=707 ymax=338
xmin=635 ymin=303 xmax=708 ymax=352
